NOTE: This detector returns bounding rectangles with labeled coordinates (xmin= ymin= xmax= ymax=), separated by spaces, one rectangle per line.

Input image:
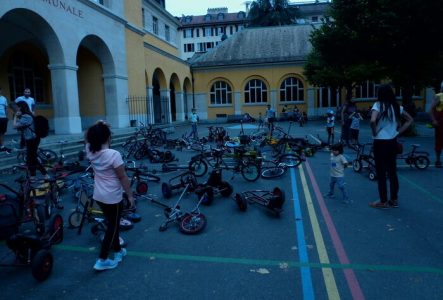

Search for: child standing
xmin=349 ymin=112 xmax=363 ymax=145
xmin=325 ymin=144 xmax=350 ymax=204
xmin=326 ymin=110 xmax=335 ymax=145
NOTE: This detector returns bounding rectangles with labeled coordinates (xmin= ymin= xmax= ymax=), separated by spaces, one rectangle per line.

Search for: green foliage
xmin=304 ymin=0 xmax=443 ymax=102
xmin=248 ymin=0 xmax=298 ymax=27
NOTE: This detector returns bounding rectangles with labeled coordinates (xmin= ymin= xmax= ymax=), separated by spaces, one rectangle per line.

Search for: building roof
xmin=191 ymin=25 xmax=314 ymax=68
xmin=179 ymin=12 xmax=248 ymax=27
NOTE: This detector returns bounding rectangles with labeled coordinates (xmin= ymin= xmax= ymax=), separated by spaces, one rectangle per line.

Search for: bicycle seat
xmin=412 ymin=144 xmax=420 ymax=148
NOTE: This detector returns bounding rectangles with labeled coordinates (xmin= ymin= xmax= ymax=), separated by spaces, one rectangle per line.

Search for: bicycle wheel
xmin=241 ymin=163 xmax=260 ymax=182
xmin=352 ymin=159 xmax=362 ymax=172
xmin=278 ymin=154 xmax=302 ymax=168
xmin=39 ymin=149 xmax=58 ymax=165
xmin=31 ymin=249 xmax=53 ymax=282
xmin=189 ymin=159 xmax=208 ymax=177
xmin=68 ymin=210 xmax=83 ymax=228
xmin=261 ymin=166 xmax=285 ymax=179
xmin=134 ymin=147 xmax=147 ymax=160
xmin=414 ymin=156 xmax=430 ymax=169
xmin=47 ymin=213 xmax=64 ymax=244
xmin=179 ymin=213 xmax=207 ymax=234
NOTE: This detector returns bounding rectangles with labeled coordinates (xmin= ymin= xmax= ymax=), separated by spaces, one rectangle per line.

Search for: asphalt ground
xmin=0 ymin=120 xmax=442 ymax=300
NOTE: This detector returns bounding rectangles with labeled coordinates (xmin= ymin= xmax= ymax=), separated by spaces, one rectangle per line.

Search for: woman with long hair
xmin=369 ymin=84 xmax=413 ymax=209
xmin=85 ymin=120 xmax=134 ymax=270
xmin=13 ymin=101 xmax=47 ymax=178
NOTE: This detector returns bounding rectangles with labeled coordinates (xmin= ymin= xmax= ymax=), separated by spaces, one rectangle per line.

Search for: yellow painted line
xmin=299 ymin=165 xmax=341 ymax=300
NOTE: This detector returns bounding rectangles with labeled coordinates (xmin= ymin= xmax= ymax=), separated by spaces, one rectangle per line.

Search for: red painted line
xmin=304 ymin=160 xmax=366 ymax=300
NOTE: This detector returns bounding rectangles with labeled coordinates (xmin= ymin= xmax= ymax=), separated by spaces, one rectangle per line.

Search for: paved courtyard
xmin=0 ymin=120 xmax=442 ymax=300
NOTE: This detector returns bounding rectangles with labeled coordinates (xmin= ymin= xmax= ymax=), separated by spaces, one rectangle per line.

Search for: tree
xmin=248 ymin=0 xmax=298 ymax=27
xmin=304 ymin=0 xmax=443 ymax=115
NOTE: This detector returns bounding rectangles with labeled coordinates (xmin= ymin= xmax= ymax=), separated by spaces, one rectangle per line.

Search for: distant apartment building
xmin=176 ymin=2 xmax=331 ymax=60
xmin=177 ymin=8 xmax=248 ymax=60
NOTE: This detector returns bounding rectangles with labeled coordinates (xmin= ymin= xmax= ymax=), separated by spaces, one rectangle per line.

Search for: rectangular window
xmin=206 ymin=42 xmax=214 ymax=49
xmin=219 ymin=27 xmax=224 ymax=35
xmin=230 ymin=26 xmax=233 ymax=35
xmin=312 ymin=16 xmax=319 ymax=22
xmin=152 ymin=17 xmax=158 ymax=35
xmin=196 ymin=28 xmax=200 ymax=37
xmin=184 ymin=43 xmax=194 ymax=53
xmin=204 ymin=27 xmax=211 ymax=36
xmin=142 ymin=8 xmax=146 ymax=28
xmin=165 ymin=25 xmax=170 ymax=41
xmin=183 ymin=28 xmax=193 ymax=38
xmin=197 ymin=43 xmax=206 ymax=52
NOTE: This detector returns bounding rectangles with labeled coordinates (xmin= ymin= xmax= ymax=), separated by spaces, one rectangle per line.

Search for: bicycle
xmin=189 ymin=146 xmax=261 ymax=181
xmin=16 ymin=145 xmax=58 ymax=166
xmin=150 ymin=180 xmax=209 ymax=234
xmin=396 ymin=142 xmax=430 ymax=169
xmin=125 ymin=160 xmax=161 ymax=195
xmin=352 ymin=143 xmax=377 ymax=181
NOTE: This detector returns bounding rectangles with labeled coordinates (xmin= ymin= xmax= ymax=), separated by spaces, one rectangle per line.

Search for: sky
xmin=165 ymin=0 xmax=249 ymax=17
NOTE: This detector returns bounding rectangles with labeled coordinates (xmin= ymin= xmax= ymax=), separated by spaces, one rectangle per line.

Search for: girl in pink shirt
xmin=86 ymin=121 xmax=134 ymax=271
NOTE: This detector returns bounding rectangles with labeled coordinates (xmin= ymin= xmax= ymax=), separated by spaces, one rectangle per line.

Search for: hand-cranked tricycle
xmin=233 ymin=187 xmax=285 ymax=216
xmin=0 ymin=183 xmax=64 ymax=281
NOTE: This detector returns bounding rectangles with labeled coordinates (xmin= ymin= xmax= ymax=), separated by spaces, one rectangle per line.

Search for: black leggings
xmin=373 ymin=139 xmax=399 ymax=203
xmin=97 ymin=201 xmax=123 ymax=259
xmin=26 ymin=137 xmax=47 ymax=176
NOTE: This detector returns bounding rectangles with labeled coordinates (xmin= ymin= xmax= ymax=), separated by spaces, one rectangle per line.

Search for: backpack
xmin=33 ymin=115 xmax=49 ymax=138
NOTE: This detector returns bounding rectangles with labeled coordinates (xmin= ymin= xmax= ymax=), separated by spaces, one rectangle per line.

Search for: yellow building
xmin=0 ymin=1 xmax=431 ymax=135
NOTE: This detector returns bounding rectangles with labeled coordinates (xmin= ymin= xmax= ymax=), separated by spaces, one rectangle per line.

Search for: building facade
xmin=0 ymin=0 xmax=433 ymax=136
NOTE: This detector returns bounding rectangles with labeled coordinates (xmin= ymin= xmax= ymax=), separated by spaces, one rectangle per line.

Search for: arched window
xmin=245 ymin=79 xmax=267 ymax=103
xmin=205 ymin=14 xmax=212 ymax=21
xmin=217 ymin=13 xmax=224 ymax=20
xmin=210 ymin=81 xmax=232 ymax=105
xmin=280 ymin=77 xmax=304 ymax=102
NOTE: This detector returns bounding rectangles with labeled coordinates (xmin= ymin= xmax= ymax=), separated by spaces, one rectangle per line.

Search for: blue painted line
xmin=290 ymin=167 xmax=315 ymax=300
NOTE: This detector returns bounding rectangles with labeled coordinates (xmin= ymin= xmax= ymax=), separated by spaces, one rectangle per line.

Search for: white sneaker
xmin=93 ymin=258 xmax=118 ymax=271
xmin=114 ymin=248 xmax=127 ymax=263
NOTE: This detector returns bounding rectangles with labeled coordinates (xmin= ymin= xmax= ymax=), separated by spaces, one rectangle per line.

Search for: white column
xmin=307 ymin=88 xmax=315 ymax=118
xmin=103 ymin=74 xmax=129 ymax=128
xmin=161 ymin=89 xmax=171 ymax=123
xmin=48 ymin=64 xmax=82 ymax=134
xmin=234 ymin=91 xmax=241 ymax=115
xmin=146 ymin=87 xmax=155 ymax=124
xmin=270 ymin=90 xmax=277 ymax=116
xmin=175 ymin=91 xmax=185 ymax=121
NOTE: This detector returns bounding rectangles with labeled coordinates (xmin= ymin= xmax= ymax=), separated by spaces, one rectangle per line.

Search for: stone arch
xmin=277 ymin=73 xmax=306 ymax=103
xmin=0 ymin=8 xmax=66 ymax=132
xmin=152 ymin=68 xmax=168 ymax=124
xmin=76 ymin=34 xmax=116 ymax=129
xmin=169 ymin=73 xmax=181 ymax=122
xmin=183 ymin=77 xmax=192 ymax=120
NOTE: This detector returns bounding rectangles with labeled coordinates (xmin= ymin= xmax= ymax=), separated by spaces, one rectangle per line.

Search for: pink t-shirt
xmin=86 ymin=144 xmax=124 ymax=204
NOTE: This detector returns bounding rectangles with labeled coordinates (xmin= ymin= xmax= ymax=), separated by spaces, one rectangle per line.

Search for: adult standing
xmin=369 ymin=84 xmax=413 ymax=209
xmin=0 ymin=87 xmax=11 ymax=153
xmin=429 ymin=81 xmax=443 ymax=168
xmin=265 ymin=104 xmax=276 ymax=132
xmin=189 ymin=108 xmax=199 ymax=140
xmin=14 ymin=88 xmax=35 ymax=114
xmin=341 ymin=98 xmax=357 ymax=147
xmin=13 ymin=101 xmax=48 ymax=179
xmin=15 ymin=88 xmax=35 ymax=148
xmin=85 ymin=120 xmax=135 ymax=271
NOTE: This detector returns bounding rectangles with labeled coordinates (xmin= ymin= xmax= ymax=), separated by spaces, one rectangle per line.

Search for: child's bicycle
xmin=396 ymin=142 xmax=430 ymax=169
xmin=150 ymin=181 xmax=210 ymax=234
xmin=352 ymin=143 xmax=377 ymax=181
